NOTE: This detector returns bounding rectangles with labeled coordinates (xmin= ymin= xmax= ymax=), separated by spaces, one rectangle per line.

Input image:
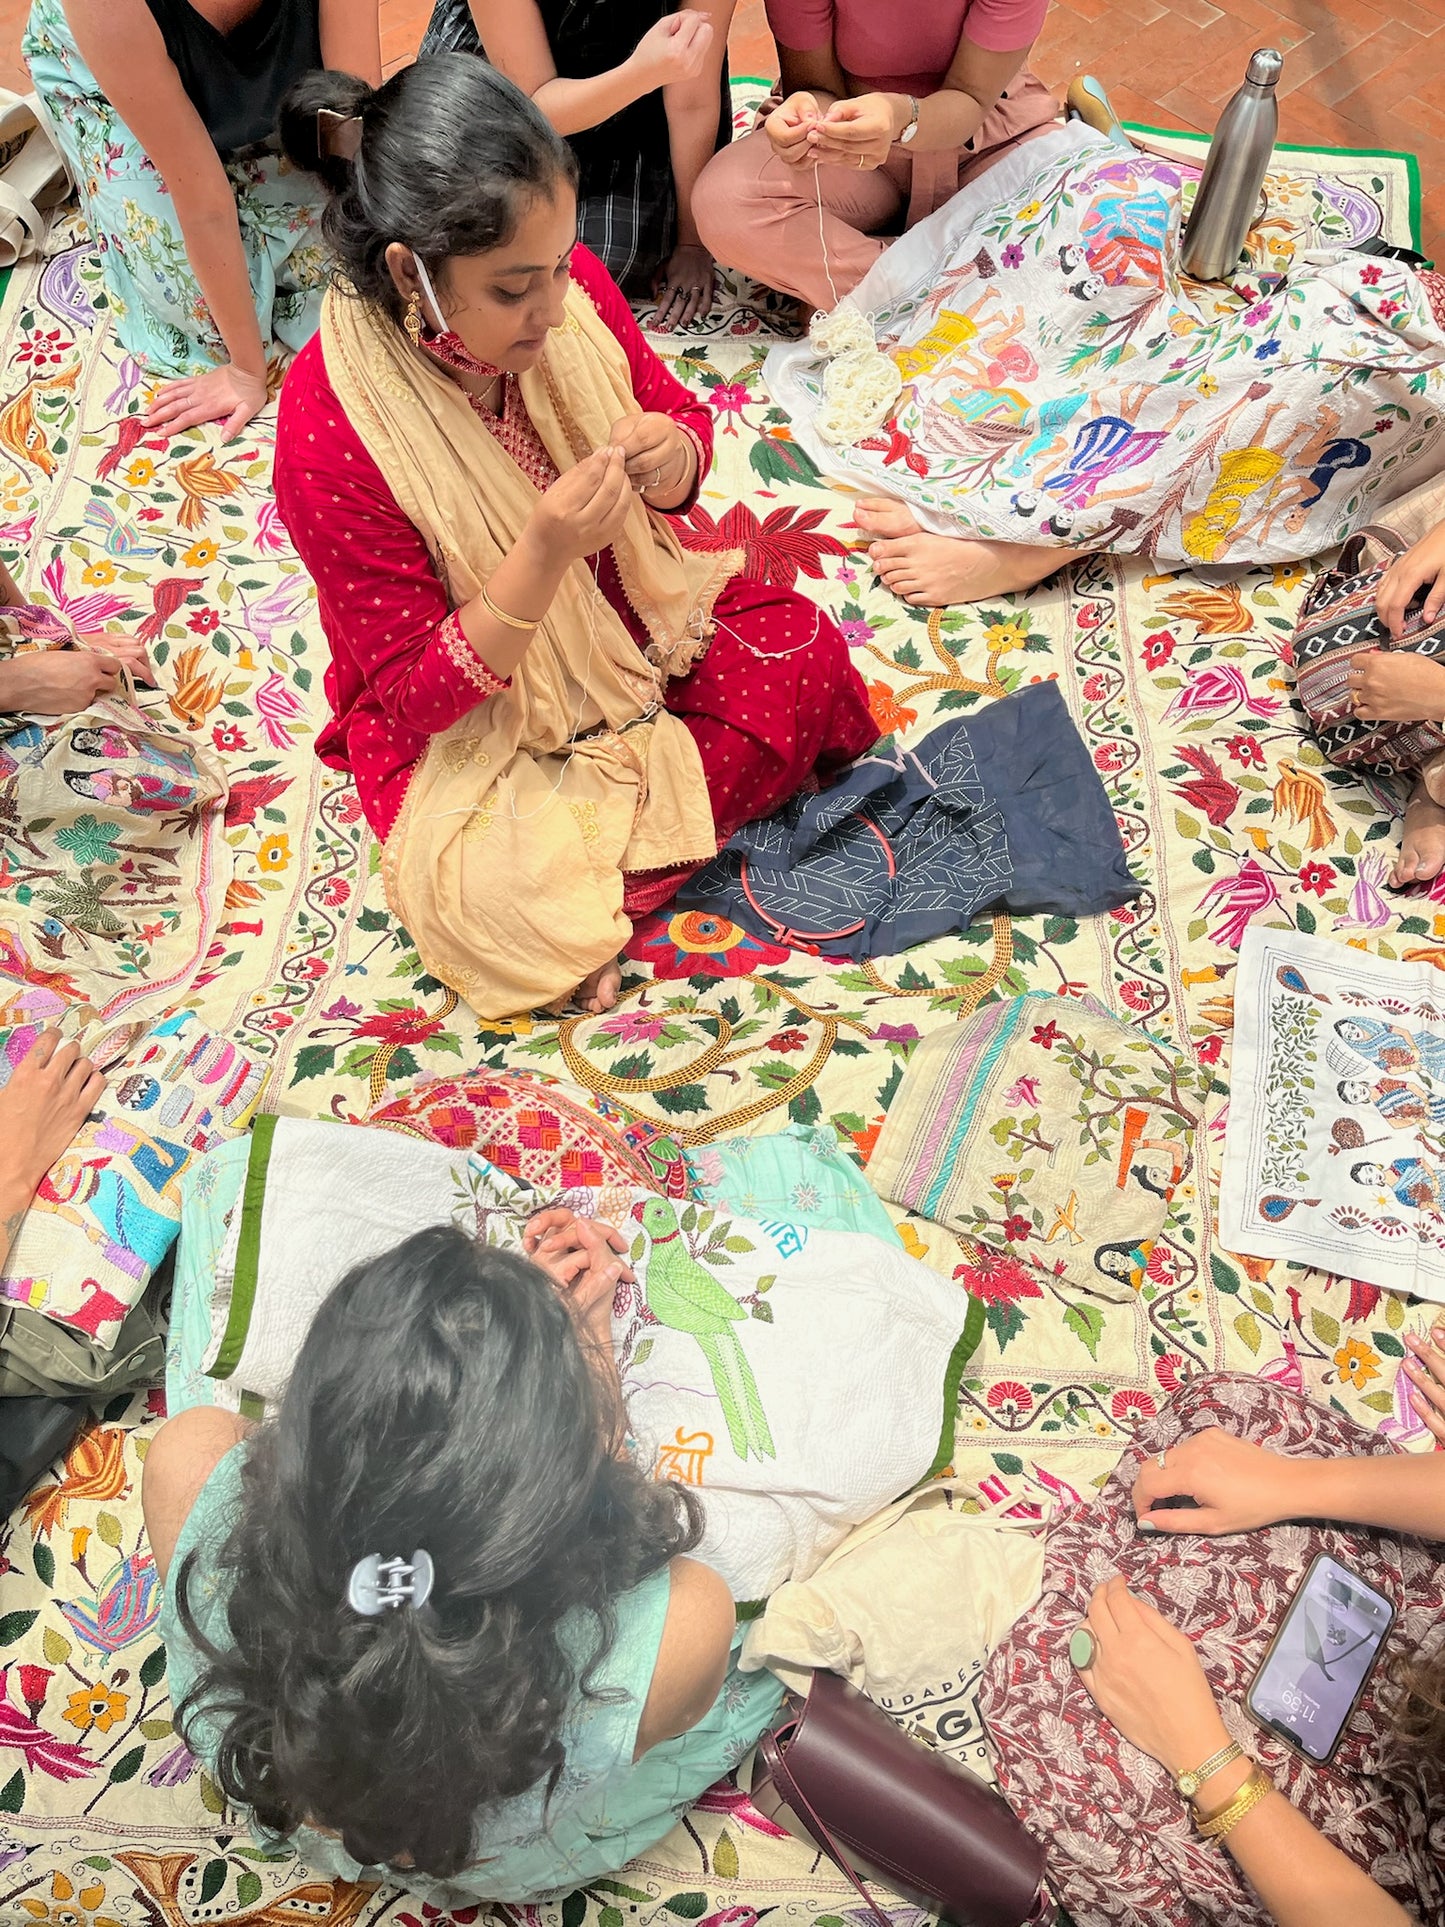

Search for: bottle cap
xmin=1246 ymin=48 xmax=1284 ymax=87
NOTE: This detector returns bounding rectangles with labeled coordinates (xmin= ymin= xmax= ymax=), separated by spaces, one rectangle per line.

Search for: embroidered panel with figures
xmin=1221 ymin=926 xmax=1445 ymax=1299
xmin=0 ymin=96 xmax=1441 ymax=1927
xmin=0 ymin=1012 xmax=265 ymax=1341
xmin=870 ymin=989 xmax=1208 ymax=1314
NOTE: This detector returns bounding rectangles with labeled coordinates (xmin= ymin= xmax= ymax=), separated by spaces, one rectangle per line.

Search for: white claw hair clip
xmin=347 ymin=1550 xmax=436 ymax=1615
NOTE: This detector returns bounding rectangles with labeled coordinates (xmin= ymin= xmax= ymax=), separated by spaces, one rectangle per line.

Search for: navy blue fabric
xmin=677 ymin=680 xmax=1142 ymax=959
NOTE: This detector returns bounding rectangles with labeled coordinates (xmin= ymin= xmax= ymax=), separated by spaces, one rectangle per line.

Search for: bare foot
xmin=1348 ymin=649 xmax=1445 ymax=725
xmin=569 ymin=955 xmax=624 ymax=1017
xmin=869 ymin=533 xmax=1084 ymax=608
xmin=853 ymin=496 xmax=922 ymax=540
xmin=1394 ymin=780 xmax=1445 ymax=886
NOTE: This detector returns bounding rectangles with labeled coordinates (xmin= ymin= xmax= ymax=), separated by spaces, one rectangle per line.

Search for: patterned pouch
xmin=868 ymin=991 xmax=1207 ymax=1300
xmin=1293 ymin=526 xmax=1445 ymax=772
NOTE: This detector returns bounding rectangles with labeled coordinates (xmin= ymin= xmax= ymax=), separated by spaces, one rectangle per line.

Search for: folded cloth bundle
xmin=677 ymin=681 xmax=1142 ymax=959
xmin=869 ymin=990 xmax=1207 ymax=1300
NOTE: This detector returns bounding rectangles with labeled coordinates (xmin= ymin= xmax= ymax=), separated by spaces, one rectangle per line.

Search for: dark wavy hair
xmin=278 ymin=54 xmax=578 ymax=321
xmin=173 ymin=1226 xmax=701 ymax=1877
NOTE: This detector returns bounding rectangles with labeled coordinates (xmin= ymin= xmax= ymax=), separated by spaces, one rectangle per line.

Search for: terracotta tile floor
xmin=0 ymin=0 xmax=1441 ymax=255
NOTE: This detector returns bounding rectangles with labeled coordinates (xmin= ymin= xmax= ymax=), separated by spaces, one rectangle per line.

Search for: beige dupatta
xmin=322 ymin=282 xmax=742 ymax=1019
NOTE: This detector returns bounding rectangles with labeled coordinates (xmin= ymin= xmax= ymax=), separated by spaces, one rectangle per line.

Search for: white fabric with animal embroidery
xmin=190 ymin=1124 xmax=976 ymax=1602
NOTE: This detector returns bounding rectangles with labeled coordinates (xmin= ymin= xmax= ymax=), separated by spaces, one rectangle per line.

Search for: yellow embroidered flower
xmin=992 ymin=1173 xmax=1017 ymax=1192
xmin=1335 ymin=1339 xmax=1381 ymax=1389
xmin=123 ymin=456 xmax=155 ymax=489
xmin=1017 ymin=201 xmax=1041 ymax=221
xmin=19 ymin=1869 xmax=124 ymax=1927
xmin=182 ymin=539 xmax=219 ymax=569
xmin=62 ymin=1682 xmax=129 ymax=1733
xmin=80 ymin=560 xmax=117 ymax=587
xmin=257 ymin=833 xmax=291 ymax=874
xmin=70 ymin=1525 xmax=90 ymax=1563
xmin=982 ymin=617 xmax=1032 ymax=654
xmin=1271 ymin=562 xmax=1307 ymax=592
xmin=1195 ymin=374 xmax=1219 ymax=398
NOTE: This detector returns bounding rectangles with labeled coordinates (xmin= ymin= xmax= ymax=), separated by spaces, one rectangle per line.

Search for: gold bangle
xmin=1195 ymin=1765 xmax=1272 ymax=1840
xmin=1175 ymin=1740 xmax=1244 ymax=1802
xmin=479 ymin=584 xmax=540 ymax=631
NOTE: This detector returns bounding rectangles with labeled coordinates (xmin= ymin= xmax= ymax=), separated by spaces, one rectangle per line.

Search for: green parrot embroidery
xmin=638 ymin=1199 xmax=777 ymax=1463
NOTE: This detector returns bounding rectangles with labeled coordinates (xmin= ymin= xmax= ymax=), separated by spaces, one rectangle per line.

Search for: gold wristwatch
xmin=1174 ymin=1740 xmax=1244 ymax=1802
xmin=898 ymin=96 xmax=921 ymax=146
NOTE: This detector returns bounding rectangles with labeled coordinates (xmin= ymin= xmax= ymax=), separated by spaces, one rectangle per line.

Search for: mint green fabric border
xmin=207 ymin=1111 xmax=278 ymax=1382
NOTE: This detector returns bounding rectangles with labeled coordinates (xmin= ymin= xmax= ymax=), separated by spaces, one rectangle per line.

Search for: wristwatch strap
xmin=898 ymin=96 xmax=921 ymax=145
xmin=1175 ymin=1740 xmax=1243 ymax=1800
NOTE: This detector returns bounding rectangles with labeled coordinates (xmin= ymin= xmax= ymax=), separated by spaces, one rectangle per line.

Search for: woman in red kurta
xmin=273 ymin=59 xmax=876 ymax=1017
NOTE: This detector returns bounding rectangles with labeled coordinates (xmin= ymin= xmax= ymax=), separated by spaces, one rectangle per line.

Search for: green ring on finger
xmin=1069 ymin=1626 xmax=1096 ymax=1670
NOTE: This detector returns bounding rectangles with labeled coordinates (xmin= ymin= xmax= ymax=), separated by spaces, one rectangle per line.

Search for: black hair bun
xmin=279 ymin=69 xmax=375 ymax=192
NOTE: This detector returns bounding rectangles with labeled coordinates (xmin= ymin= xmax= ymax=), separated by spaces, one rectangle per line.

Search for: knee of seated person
xmin=692 ymin=140 xmax=768 ymax=267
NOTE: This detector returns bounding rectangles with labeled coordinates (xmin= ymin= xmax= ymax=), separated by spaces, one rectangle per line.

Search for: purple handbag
xmin=751 ymin=1670 xmax=1053 ymax=1927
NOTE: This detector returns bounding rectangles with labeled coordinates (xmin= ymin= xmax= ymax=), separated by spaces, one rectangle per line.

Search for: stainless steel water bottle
xmin=1180 ymin=49 xmax=1284 ymax=282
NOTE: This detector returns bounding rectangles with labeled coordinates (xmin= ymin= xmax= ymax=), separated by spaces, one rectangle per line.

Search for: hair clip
xmin=317 ymin=109 xmax=364 ymax=162
xmin=347 ymin=1550 xmax=436 ymax=1615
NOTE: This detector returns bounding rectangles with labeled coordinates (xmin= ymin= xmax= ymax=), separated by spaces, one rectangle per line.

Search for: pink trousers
xmin=693 ymin=73 xmax=1059 ymax=312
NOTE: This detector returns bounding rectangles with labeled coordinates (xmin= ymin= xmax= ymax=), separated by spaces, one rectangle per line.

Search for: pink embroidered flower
xmin=186 ymin=608 xmax=219 ymax=634
xmin=334 ymin=791 xmax=365 ymax=824
xmin=1359 ymin=263 xmax=1383 ymax=286
xmin=597 ymin=1010 xmax=671 ymax=1044
xmin=838 ymin=617 xmax=875 ymax=645
xmin=1298 ymin=859 xmax=1336 ymax=897
xmin=317 ymin=876 xmax=351 ymax=908
xmin=953 ymin=1251 xmax=1044 ymax=1302
xmin=1153 ymin=1351 xmax=1187 ymax=1393
xmin=1378 ymin=297 xmax=1402 ymax=319
xmin=1093 ymin=742 xmax=1126 ymax=774
xmin=1002 ymin=1075 xmax=1040 ymax=1109
xmin=1225 ymin=733 xmax=1265 ymax=767
xmin=255 ymin=1010 xmax=294 ymax=1032
xmin=1118 ymin=978 xmax=1152 ymax=1011
xmin=1195 ymin=1032 xmax=1224 ymax=1066
xmin=17 ymin=326 xmax=71 ymax=369
xmin=987 ymin=1379 xmax=1033 ymax=1414
xmin=321 ymin=997 xmax=363 ymax=1020
xmin=1111 ymin=1389 xmax=1158 ymax=1422
xmin=708 ymin=382 xmax=751 ymax=422
xmin=294 ymin=956 xmax=331 ymax=980
xmin=1140 ymin=630 xmax=1175 ymax=670
xmin=211 ymin=721 xmax=247 ymax=753
xmin=1082 ymin=672 xmax=1111 ymax=701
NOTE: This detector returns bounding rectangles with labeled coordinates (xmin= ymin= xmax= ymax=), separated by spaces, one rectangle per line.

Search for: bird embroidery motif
xmin=638 ymin=1200 xmax=776 ymax=1463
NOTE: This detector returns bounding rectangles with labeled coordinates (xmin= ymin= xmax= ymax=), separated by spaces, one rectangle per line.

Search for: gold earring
xmin=404 ymin=290 xmax=424 ymax=347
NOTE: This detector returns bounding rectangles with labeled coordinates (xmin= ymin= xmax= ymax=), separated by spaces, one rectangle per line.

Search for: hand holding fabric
xmin=1074 ymin=1574 xmax=1232 ymax=1780
xmin=1131 ymin=1427 xmax=1304 ymax=1536
xmin=1376 ymin=519 xmax=1445 ymax=638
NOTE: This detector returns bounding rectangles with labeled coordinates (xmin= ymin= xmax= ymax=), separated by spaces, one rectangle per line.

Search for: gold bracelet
xmin=1175 ymin=1740 xmax=1243 ymax=1802
xmin=479 ymin=584 xmax=540 ymax=631
xmin=1195 ymin=1765 xmax=1272 ymax=1840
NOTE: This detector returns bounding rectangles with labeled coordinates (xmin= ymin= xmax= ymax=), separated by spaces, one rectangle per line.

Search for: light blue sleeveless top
xmin=160 ymin=1444 xmax=785 ymax=1904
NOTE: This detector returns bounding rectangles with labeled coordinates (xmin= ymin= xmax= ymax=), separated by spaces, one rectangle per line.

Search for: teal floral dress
xmin=23 ymin=0 xmax=327 ymax=377
xmin=160 ymin=1443 xmax=787 ymax=1904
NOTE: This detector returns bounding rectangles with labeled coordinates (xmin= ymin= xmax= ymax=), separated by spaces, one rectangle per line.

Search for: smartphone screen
xmin=1246 ymin=1553 xmax=1396 ymax=1763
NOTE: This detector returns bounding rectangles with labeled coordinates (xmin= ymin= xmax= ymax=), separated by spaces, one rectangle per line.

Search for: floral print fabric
xmin=980 ymin=1373 xmax=1445 ymax=1927
xmin=767 ymin=124 xmax=1445 ymax=566
xmin=24 ymin=0 xmax=327 ymax=377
